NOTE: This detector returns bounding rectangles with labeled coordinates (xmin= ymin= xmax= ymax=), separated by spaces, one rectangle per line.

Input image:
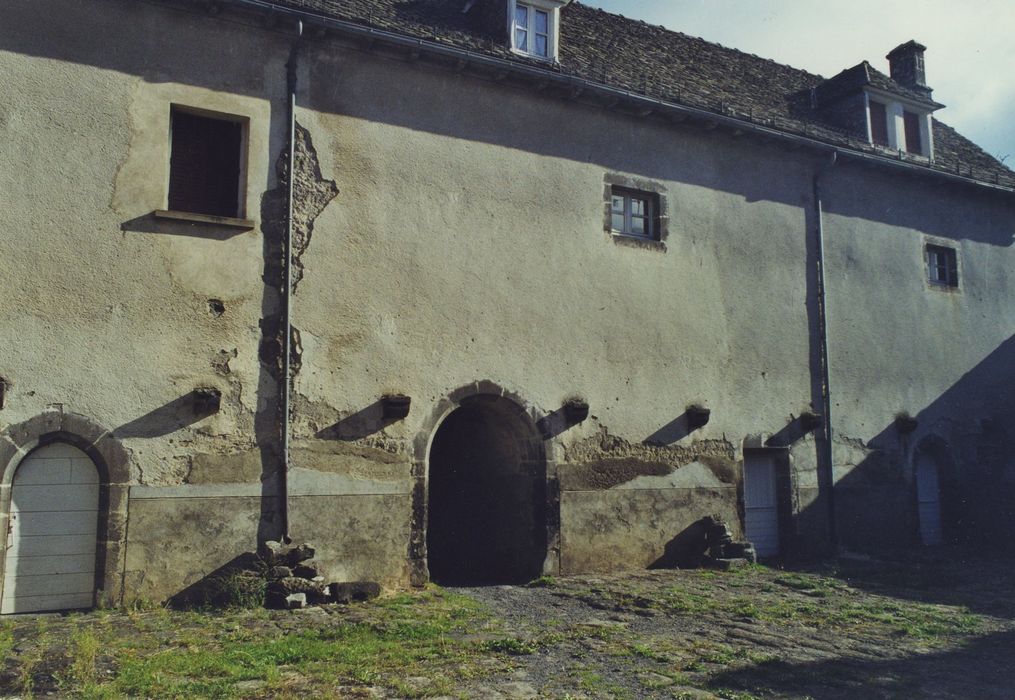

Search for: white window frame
xmin=925 ymin=243 xmax=958 ymax=288
xmin=610 ymin=188 xmax=656 ymax=239
xmin=863 ymin=89 xmax=934 ymax=159
xmin=508 ymin=0 xmax=562 ymax=62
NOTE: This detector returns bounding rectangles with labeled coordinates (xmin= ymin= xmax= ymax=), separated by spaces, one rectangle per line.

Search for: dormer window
xmin=865 ymin=92 xmax=933 ymax=158
xmin=509 ymin=0 xmax=561 ymax=61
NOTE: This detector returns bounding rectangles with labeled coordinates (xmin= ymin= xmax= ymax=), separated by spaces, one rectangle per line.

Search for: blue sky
xmin=581 ymin=0 xmax=1014 ymax=166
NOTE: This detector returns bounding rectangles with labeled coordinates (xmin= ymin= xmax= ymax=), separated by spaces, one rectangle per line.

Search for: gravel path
xmin=452 ymin=553 xmax=1015 ymax=699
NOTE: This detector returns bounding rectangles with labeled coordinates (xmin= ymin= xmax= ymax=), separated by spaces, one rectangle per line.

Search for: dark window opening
xmin=168 ymin=108 xmax=243 ymax=218
xmin=869 ymin=101 xmax=889 ymax=147
xmin=904 ymin=110 xmax=923 ymax=154
xmin=926 ymin=244 xmax=958 ymax=288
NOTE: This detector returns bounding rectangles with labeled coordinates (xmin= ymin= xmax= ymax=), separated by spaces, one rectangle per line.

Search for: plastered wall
xmin=2 ymin=0 xmax=1013 ymax=604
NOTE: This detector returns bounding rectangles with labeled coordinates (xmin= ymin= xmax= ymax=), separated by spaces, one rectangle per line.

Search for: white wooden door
xmin=744 ymin=454 xmax=779 ymax=557
xmin=915 ymin=454 xmax=943 ymax=546
xmin=2 ymin=443 xmax=99 ymax=614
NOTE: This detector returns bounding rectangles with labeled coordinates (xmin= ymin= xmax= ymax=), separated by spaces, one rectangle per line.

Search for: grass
xmin=573 ymin=567 xmax=987 ymax=645
xmin=0 ymin=586 xmax=506 ymax=699
xmin=0 ymin=559 xmax=1006 ymax=698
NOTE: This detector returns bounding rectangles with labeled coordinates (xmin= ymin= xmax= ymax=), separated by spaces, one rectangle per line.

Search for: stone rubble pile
xmin=703 ymin=515 xmax=757 ymax=569
xmin=258 ymin=540 xmax=381 ymax=610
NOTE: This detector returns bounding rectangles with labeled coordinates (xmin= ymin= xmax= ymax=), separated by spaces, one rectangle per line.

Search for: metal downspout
xmin=814 ymin=151 xmax=838 ymax=550
xmin=280 ymin=19 xmax=303 ymax=543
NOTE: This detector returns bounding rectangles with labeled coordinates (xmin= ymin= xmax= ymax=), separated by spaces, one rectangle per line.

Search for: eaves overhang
xmin=203 ymin=0 xmax=1015 ymax=198
xmin=865 ymin=86 xmax=944 ymax=113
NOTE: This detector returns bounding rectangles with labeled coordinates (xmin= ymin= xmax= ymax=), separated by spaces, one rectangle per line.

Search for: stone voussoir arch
xmin=0 ymin=410 xmax=130 ymax=609
xmin=405 ymin=381 xmax=560 ymax=586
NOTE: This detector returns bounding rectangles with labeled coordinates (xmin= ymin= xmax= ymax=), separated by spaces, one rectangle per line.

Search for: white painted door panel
xmin=2 ymin=443 xmax=98 ymax=614
xmin=916 ymin=455 xmax=943 ymax=546
xmin=744 ymin=454 xmax=779 ymax=557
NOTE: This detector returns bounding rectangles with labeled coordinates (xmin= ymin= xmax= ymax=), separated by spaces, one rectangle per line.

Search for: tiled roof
xmin=265 ymin=0 xmax=1014 ymax=189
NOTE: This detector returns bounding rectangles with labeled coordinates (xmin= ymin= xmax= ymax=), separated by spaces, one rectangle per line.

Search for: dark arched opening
xmin=426 ymin=397 xmax=547 ymax=585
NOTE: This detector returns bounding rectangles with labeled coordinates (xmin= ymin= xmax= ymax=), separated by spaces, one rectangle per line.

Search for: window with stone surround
xmin=926 ymin=244 xmax=958 ymax=288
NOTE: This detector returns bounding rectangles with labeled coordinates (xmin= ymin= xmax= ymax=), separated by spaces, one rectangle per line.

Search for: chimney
xmin=887 ymin=40 xmax=931 ymax=97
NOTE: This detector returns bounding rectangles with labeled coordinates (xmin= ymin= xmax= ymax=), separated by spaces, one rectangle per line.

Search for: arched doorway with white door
xmin=914 ymin=441 xmax=948 ymax=546
xmin=2 ymin=443 xmax=100 ymax=613
xmin=0 ymin=412 xmax=131 ymax=613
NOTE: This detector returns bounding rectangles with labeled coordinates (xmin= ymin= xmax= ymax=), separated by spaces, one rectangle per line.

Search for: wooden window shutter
xmin=903 ymin=111 xmax=922 ymax=154
xmin=869 ymin=101 xmax=889 ymax=146
xmin=168 ymin=109 xmax=243 ymax=218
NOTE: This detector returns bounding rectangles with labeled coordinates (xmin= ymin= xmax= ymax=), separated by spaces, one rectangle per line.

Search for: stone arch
xmin=407 ymin=382 xmax=559 ymax=586
xmin=0 ymin=411 xmax=130 ymax=609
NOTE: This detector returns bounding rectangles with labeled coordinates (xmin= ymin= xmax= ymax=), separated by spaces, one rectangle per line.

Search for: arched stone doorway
xmin=3 ymin=442 xmax=100 ymax=613
xmin=912 ymin=437 xmax=957 ymax=547
xmin=426 ymin=396 xmax=547 ymax=585
xmin=0 ymin=411 xmax=130 ymax=611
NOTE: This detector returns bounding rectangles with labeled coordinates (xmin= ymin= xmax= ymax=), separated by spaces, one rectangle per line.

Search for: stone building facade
xmin=0 ymin=0 xmax=1013 ymax=610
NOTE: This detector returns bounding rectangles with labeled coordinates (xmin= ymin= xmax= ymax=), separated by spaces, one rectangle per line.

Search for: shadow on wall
xmin=9 ymin=0 xmax=1013 ymax=246
xmin=644 ymin=410 xmax=696 ymax=447
xmin=167 ymin=551 xmax=264 ymax=609
xmin=648 ymin=517 xmax=712 ymax=569
xmin=828 ymin=333 xmax=1015 ymax=556
xmin=708 ymin=627 xmax=1015 ymax=700
xmin=114 ymin=390 xmax=222 ymax=438
xmin=120 ymin=213 xmax=250 ymax=240
xmin=315 ymin=399 xmax=399 ymax=441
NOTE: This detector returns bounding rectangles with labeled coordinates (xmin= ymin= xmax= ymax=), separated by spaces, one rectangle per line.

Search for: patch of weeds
xmin=535 ymin=630 xmax=568 ymax=647
xmin=479 ymin=637 xmax=537 ymax=655
xmin=17 ymin=637 xmax=47 ymax=697
xmin=125 ymin=597 xmax=164 ymax=612
xmin=693 ymin=642 xmax=737 ymax=666
xmin=716 ymin=689 xmax=762 ymax=700
xmin=630 ymin=642 xmax=671 ymax=663
xmin=728 ymin=599 xmax=759 ymax=619
xmin=69 ymin=627 xmax=102 ymax=685
xmin=212 ymin=572 xmax=267 ymax=610
xmin=572 ymin=623 xmax=620 ymax=641
xmin=527 ymin=575 xmax=556 ymax=588
xmin=0 ymin=620 xmax=14 ymax=667
xmin=577 ymin=669 xmax=616 ymax=695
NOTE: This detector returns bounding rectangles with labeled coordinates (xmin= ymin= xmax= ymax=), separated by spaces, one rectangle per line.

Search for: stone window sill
xmin=611 ymin=232 xmax=667 ymax=252
xmin=153 ymin=209 xmax=255 ymax=230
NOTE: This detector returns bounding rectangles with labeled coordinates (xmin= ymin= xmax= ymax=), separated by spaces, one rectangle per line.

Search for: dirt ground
xmin=0 ymin=548 xmax=1012 ymax=699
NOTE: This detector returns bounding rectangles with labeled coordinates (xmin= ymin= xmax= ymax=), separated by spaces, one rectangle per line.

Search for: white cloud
xmin=581 ymin=0 xmax=1015 ymax=162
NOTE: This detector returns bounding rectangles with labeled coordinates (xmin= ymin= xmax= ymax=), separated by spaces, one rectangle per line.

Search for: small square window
xmin=610 ymin=187 xmax=658 ymax=239
xmin=926 ymin=244 xmax=958 ymax=288
xmin=168 ymin=107 xmax=245 ymax=218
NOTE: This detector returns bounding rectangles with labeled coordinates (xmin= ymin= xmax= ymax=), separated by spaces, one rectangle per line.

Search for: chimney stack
xmin=887 ymin=40 xmax=931 ymax=97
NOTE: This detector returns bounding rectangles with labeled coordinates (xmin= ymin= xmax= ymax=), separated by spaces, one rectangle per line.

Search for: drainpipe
xmin=280 ymin=19 xmax=303 ymax=543
xmin=813 ymin=151 xmax=838 ymax=550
